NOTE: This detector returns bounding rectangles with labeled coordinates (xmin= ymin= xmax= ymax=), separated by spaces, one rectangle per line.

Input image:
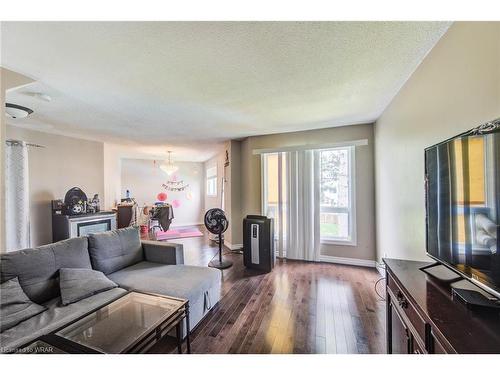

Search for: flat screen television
xmin=425 ymin=119 xmax=500 ymax=297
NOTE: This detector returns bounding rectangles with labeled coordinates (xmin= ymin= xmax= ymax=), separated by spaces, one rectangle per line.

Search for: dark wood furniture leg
xmin=176 ymin=324 xmax=182 ymax=354
xmin=186 ymin=304 xmax=191 ymax=354
xmin=385 ymin=274 xmax=391 ymax=354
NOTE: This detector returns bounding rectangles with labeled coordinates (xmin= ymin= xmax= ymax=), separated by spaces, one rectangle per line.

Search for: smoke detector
xmin=5 ymin=103 xmax=33 ymax=119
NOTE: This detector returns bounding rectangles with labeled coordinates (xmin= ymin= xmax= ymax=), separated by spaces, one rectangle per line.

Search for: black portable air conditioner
xmin=243 ymin=215 xmax=275 ymax=272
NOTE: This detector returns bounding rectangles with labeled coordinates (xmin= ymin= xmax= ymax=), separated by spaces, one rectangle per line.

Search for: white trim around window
xmin=260 ymin=154 xmax=267 ymax=215
xmin=206 ymin=166 xmax=217 ymax=197
xmin=252 ymin=139 xmax=368 ymax=155
xmin=318 ymin=145 xmax=357 ymax=247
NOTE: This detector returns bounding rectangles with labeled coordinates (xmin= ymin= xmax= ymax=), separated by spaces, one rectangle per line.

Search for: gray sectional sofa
xmin=0 ymin=227 xmax=222 ymax=353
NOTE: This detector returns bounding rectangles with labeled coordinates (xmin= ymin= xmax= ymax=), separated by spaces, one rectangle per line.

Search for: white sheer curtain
xmin=285 ymin=150 xmax=320 ymax=261
xmin=5 ymin=141 xmax=31 ymax=251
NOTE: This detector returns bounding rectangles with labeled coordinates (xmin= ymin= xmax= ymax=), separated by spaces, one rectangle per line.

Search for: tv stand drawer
xmin=387 ymin=272 xmax=427 ymax=346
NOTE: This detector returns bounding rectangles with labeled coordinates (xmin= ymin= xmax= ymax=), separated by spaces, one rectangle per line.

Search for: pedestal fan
xmin=204 ymin=208 xmax=232 ymax=269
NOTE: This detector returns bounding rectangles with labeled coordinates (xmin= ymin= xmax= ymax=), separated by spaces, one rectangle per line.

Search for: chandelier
xmin=160 ymin=151 xmax=179 ymax=175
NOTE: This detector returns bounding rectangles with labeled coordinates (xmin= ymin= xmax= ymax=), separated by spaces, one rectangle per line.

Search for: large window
xmin=206 ymin=166 xmax=217 ymax=197
xmin=319 ymin=147 xmax=355 ymax=244
xmin=261 ymin=145 xmax=357 ymax=259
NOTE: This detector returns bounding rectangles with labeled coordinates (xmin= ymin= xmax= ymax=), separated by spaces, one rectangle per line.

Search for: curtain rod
xmin=252 ymin=139 xmax=368 ymax=155
xmin=5 ymin=139 xmax=45 ymax=148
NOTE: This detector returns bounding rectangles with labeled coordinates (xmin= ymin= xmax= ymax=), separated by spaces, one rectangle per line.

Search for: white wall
xmin=202 ymin=140 xmax=242 ymax=246
xmin=204 ymin=151 xmax=226 ymax=213
xmin=374 ymin=22 xmax=500 ymax=263
xmin=1 ymin=68 xmax=36 ymax=252
xmin=121 ymin=158 xmax=204 ymax=227
xmin=5 ymin=126 xmax=105 ymax=247
xmin=103 ymin=143 xmax=123 ymax=210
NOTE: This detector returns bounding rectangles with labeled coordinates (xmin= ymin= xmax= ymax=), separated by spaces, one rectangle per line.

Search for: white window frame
xmin=319 ymin=146 xmax=357 ymax=246
xmin=206 ymin=166 xmax=218 ymax=197
xmin=261 ymin=153 xmax=286 ymax=258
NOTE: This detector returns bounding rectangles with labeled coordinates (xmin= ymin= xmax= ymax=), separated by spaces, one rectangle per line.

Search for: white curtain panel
xmin=285 ymin=150 xmax=320 ymax=261
xmin=5 ymin=142 xmax=31 ymax=252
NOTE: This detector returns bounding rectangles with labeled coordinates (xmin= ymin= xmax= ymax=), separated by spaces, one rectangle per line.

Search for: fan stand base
xmin=208 ymin=259 xmax=233 ymax=269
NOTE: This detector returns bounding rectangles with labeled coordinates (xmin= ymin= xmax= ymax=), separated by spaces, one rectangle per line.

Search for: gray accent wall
xmin=239 ymin=123 xmax=376 ymax=262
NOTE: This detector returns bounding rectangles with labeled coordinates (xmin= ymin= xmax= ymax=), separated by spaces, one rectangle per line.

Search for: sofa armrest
xmin=142 ymin=241 xmax=184 ymax=265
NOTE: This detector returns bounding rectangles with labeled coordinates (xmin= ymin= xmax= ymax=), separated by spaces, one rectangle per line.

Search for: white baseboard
xmin=170 ymin=222 xmax=203 ymax=228
xmin=318 ymin=255 xmax=376 ymax=268
xmin=224 ymin=241 xmax=243 ymax=251
xmin=375 ymin=261 xmax=386 ymax=277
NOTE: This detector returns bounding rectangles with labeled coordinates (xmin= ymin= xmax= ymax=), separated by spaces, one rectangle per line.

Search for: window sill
xmin=320 ymin=238 xmax=357 ymax=247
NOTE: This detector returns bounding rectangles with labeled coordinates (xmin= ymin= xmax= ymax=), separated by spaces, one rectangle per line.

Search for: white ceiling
xmin=2 ymin=22 xmax=451 ymax=161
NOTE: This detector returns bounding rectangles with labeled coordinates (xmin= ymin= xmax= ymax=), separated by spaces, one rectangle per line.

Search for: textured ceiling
xmin=1 ymin=21 xmax=451 ymax=161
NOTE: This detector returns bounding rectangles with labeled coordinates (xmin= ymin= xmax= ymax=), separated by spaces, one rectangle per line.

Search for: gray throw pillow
xmin=59 ymin=268 xmax=118 ymax=306
xmin=1 ymin=277 xmax=47 ymax=333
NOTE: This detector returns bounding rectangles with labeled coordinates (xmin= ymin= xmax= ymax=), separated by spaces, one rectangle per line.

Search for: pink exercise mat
xmin=155 ymin=226 xmax=204 ymax=240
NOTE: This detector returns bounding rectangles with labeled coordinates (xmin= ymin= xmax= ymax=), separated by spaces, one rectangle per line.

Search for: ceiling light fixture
xmin=5 ymin=103 xmax=34 ymax=119
xmin=160 ymin=151 xmax=179 ymax=175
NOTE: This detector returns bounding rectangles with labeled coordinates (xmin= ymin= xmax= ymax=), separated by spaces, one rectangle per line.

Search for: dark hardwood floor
xmin=148 ymin=228 xmax=386 ymax=354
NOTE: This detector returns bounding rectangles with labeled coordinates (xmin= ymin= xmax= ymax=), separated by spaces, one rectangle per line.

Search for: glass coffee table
xmin=40 ymin=291 xmax=190 ymax=354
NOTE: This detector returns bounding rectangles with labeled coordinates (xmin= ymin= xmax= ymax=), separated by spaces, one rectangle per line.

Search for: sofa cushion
xmin=0 ymin=278 xmax=47 ymax=333
xmin=0 ymin=287 xmax=128 ymax=353
xmin=108 ymin=261 xmax=221 ymax=304
xmin=0 ymin=237 xmax=92 ymax=304
xmin=142 ymin=240 xmax=184 ymax=265
xmin=88 ymin=227 xmax=143 ymax=275
xmin=59 ymin=268 xmax=118 ymax=306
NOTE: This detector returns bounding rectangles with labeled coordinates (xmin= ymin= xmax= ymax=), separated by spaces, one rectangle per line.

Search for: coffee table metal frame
xmin=20 ymin=290 xmax=191 ymax=354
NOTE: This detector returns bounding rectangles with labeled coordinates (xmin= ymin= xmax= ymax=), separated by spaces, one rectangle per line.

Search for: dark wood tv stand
xmin=384 ymin=258 xmax=500 ymax=354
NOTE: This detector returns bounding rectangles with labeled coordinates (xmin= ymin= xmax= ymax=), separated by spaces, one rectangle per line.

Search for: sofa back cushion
xmin=0 ymin=237 xmax=92 ymax=304
xmin=1 ymin=277 xmax=47 ymax=333
xmin=88 ymin=227 xmax=143 ymax=275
